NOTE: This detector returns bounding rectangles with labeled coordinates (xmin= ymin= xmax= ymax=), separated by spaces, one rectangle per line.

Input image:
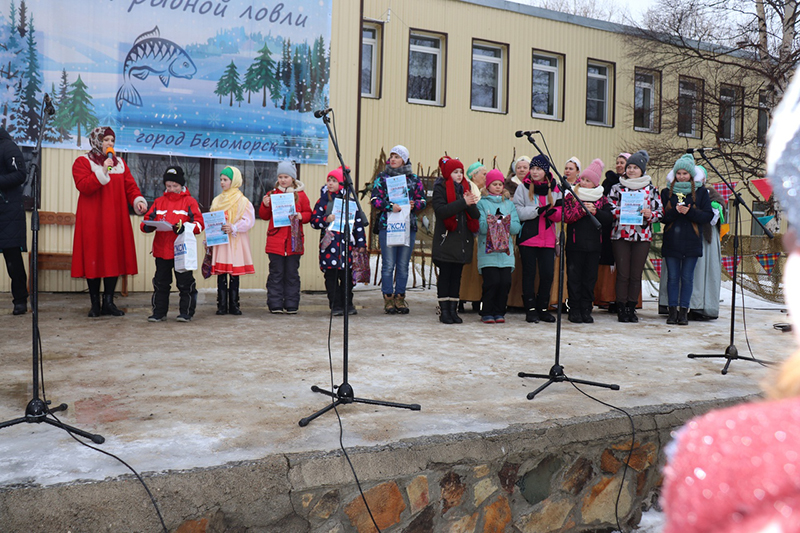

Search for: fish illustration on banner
xmin=116 ymin=27 xmax=197 ymax=111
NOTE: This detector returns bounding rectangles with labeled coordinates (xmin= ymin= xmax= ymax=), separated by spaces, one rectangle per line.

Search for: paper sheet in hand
xmin=386 ymin=176 xmax=410 ymax=206
xmin=620 ymin=191 xmax=646 ymax=225
xmin=202 ymin=210 xmax=230 ymax=246
xmin=271 ymin=193 xmax=296 ymax=228
xmin=143 ymin=220 xmax=175 ymax=232
xmin=331 ymin=198 xmax=357 ymax=233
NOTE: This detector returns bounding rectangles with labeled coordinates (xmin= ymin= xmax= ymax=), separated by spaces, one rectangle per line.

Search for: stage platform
xmin=0 ymin=286 xmax=792 ymax=532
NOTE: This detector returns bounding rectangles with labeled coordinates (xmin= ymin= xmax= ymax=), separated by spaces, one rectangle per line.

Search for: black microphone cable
xmin=563 ymin=374 xmax=636 ymax=533
xmin=35 ymin=322 xmax=169 ymax=533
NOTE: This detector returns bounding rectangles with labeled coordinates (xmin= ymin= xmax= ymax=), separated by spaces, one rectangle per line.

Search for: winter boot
xmin=568 ymin=305 xmax=583 ymax=323
xmin=666 ymin=306 xmax=678 ymax=325
xmin=626 ymin=301 xmax=638 ymax=323
xmin=383 ymin=293 xmax=397 ymax=314
xmin=438 ymin=299 xmax=454 ymax=324
xmin=678 ymin=307 xmax=689 ymax=326
xmin=394 ymin=294 xmax=409 ymax=314
xmin=216 ymin=275 xmax=228 ymax=315
xmin=228 ymin=275 xmax=242 ymax=315
xmin=581 ymin=304 xmax=594 ymax=324
xmin=88 ymin=291 xmax=102 ymax=318
xmin=450 ymin=300 xmax=463 ymax=324
xmin=616 ymin=302 xmax=628 ymax=323
xmin=101 ymin=293 xmax=125 ymax=316
xmin=538 ymin=309 xmax=556 ymax=323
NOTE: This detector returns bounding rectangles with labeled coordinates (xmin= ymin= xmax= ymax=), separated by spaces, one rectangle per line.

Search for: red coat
xmin=258 ymin=186 xmax=312 ymax=256
xmin=71 ymin=155 xmax=144 ymax=279
xmin=140 ymin=189 xmax=204 ymax=259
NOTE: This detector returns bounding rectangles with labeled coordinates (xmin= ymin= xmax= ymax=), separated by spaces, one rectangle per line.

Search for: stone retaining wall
xmin=0 ymin=398 xmax=751 ymax=532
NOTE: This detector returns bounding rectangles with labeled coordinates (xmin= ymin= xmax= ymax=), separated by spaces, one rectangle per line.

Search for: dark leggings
xmin=2 ymin=247 xmax=28 ymax=304
xmin=519 ymin=246 xmax=555 ymax=310
xmin=611 ymin=239 xmax=651 ymax=303
xmin=435 ymin=260 xmax=464 ymax=299
xmin=481 ymin=267 xmax=512 ymax=318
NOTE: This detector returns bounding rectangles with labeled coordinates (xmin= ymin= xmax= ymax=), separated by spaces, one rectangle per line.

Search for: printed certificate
xmin=202 ymin=210 xmax=230 ymax=246
xmin=270 ymin=193 xmax=296 ymax=228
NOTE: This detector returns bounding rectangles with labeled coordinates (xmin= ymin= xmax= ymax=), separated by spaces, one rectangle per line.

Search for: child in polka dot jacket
xmin=310 ymin=167 xmax=367 ymax=316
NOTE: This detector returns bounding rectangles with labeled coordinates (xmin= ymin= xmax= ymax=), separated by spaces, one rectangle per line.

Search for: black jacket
xmin=660 ymin=185 xmax=713 ymax=259
xmin=431 ymin=178 xmax=479 ymax=264
xmin=0 ymin=128 xmax=27 ymax=250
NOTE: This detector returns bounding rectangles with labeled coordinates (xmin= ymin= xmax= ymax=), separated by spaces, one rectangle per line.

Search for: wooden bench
xmin=28 ymin=211 xmax=128 ymax=296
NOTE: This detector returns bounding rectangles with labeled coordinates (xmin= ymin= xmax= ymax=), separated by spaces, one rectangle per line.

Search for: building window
xmin=471 ymin=41 xmax=506 ymax=113
xmin=751 ymin=201 xmax=769 ymax=236
xmin=531 ymin=51 xmax=562 ymax=119
xmin=757 ymin=91 xmax=769 ymax=146
xmin=718 ymin=84 xmax=743 ymax=143
xmin=408 ymin=32 xmax=445 ymax=106
xmin=678 ymin=76 xmax=703 ymax=138
xmin=361 ymin=25 xmax=381 ymax=98
xmin=634 ymin=69 xmax=660 ymax=133
xmin=586 ymin=61 xmax=613 ymax=126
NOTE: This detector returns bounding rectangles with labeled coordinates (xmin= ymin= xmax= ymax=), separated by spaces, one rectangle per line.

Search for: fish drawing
xmin=115 ymin=26 xmax=197 ymax=111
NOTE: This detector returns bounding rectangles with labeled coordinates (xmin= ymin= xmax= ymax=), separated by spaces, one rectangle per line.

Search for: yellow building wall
xmin=0 ymin=0 xmax=772 ymax=294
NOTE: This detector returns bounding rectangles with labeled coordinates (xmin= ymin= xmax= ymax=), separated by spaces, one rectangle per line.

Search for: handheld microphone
xmin=515 ymin=130 xmax=540 ymax=137
xmin=314 ymin=107 xmax=333 ymax=119
xmin=105 ymin=147 xmax=115 ymax=172
xmin=685 ymin=148 xmax=717 ymax=154
xmin=43 ymin=94 xmax=55 ymax=116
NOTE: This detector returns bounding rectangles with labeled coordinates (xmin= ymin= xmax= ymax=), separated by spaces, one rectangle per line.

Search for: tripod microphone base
xmin=0 ymin=397 xmax=106 ymax=444
xmin=688 ymin=345 xmax=775 ymax=375
xmin=518 ymin=364 xmax=620 ymax=400
xmin=299 ymin=382 xmax=421 ymax=427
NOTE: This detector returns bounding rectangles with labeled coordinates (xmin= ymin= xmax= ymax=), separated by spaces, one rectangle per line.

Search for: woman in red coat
xmin=71 ymin=127 xmax=147 ymax=317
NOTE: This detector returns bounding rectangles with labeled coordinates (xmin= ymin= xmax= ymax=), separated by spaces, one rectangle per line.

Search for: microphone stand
xmin=0 ymin=95 xmax=104 ymax=443
xmin=687 ymin=151 xmax=776 ymax=374
xmin=299 ymin=110 xmax=420 ymax=426
xmin=516 ymin=132 xmax=620 ymax=398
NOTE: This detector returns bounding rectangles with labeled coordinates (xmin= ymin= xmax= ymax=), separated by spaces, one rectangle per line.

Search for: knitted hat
xmin=566 ymin=156 xmax=582 ymax=172
xmin=277 ymin=160 xmax=297 ymax=179
xmin=327 ymin=167 xmax=346 ymax=184
xmin=530 ymin=154 xmax=551 ymax=175
xmin=443 ymin=158 xmax=464 ymax=180
xmin=390 ymin=145 xmax=410 ymax=164
xmin=163 ymin=165 xmax=185 ymax=186
xmin=579 ymin=159 xmax=604 ymax=187
xmin=672 ymin=154 xmax=696 ymax=177
xmin=485 ymin=169 xmax=505 ymax=188
xmin=467 ymin=161 xmax=485 ymax=181
xmin=618 ymin=152 xmax=631 ymax=160
xmin=626 ymin=150 xmax=650 ymax=174
xmin=439 ymin=155 xmax=452 ymax=176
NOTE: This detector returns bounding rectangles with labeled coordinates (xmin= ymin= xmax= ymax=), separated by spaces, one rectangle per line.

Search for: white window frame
xmin=470 ymin=42 xmax=504 ymax=113
xmin=531 ymin=52 xmax=561 ymax=120
xmin=361 ymin=25 xmax=379 ymax=98
xmin=719 ymin=84 xmax=741 ymax=143
xmin=634 ymin=70 xmax=657 ymax=132
xmin=586 ymin=61 xmax=611 ymax=126
xmin=678 ymin=77 xmax=701 ymax=138
xmin=408 ymin=32 xmax=444 ymax=106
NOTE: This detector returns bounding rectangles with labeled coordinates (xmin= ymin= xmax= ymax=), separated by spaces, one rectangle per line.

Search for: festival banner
xmin=0 ymin=0 xmax=332 ymax=163
xmin=755 ymin=253 xmax=781 ymax=276
xmin=650 ymin=258 xmax=662 ymax=278
xmin=710 ymin=181 xmax=738 ymax=199
xmin=721 ymin=255 xmax=742 ymax=278
xmin=750 ymin=178 xmax=774 ymax=201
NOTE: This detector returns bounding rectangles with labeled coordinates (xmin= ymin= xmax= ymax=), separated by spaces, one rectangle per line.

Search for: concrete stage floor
xmin=0 ymin=285 xmax=793 ymax=490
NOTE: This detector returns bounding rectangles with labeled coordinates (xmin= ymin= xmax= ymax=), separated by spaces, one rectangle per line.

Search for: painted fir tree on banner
xmin=0 ymin=0 xmax=332 ymax=164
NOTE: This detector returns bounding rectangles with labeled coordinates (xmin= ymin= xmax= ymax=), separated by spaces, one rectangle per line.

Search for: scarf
xmin=619 ymin=175 xmax=652 ymax=190
xmin=87 ymin=126 xmax=118 ymax=167
xmin=672 ymin=181 xmax=694 ymax=195
xmin=443 ymin=178 xmax=479 ymax=233
xmin=576 ymin=184 xmax=604 ymax=202
xmin=384 ymin=162 xmax=413 ymax=177
xmin=211 ymin=166 xmax=248 ymax=224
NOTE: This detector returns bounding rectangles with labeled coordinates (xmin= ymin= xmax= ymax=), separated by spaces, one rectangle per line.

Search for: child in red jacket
xmin=141 ymin=166 xmax=204 ymax=322
xmin=258 ymin=161 xmax=312 ymax=313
